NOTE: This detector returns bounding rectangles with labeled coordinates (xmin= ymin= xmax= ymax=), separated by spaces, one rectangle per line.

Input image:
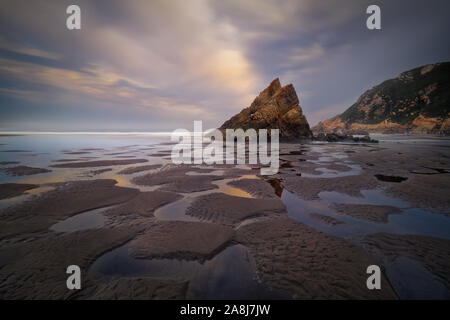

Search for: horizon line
xmin=0 ymin=131 xmax=175 ymax=135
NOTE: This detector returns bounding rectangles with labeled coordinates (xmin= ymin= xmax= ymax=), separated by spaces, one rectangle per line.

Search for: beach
xmin=0 ymin=133 xmax=449 ymax=299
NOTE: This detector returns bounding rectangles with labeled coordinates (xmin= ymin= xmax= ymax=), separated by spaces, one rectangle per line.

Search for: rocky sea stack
xmin=220 ymin=78 xmax=312 ymax=140
xmin=312 ymin=62 xmax=450 ymax=135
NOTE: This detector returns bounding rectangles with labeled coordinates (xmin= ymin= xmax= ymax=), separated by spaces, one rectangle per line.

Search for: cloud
xmin=0 ymin=57 xmax=147 ymax=100
xmin=0 ymin=0 xmax=449 ymax=131
xmin=0 ymin=87 xmax=50 ymax=104
xmin=0 ymin=37 xmax=61 ymax=60
xmin=196 ymin=49 xmax=257 ymax=93
xmin=0 ymin=0 xmax=264 ymax=129
xmin=284 ymin=44 xmax=325 ymax=67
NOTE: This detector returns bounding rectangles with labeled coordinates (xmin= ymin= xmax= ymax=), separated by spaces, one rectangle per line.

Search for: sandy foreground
xmin=0 ymin=139 xmax=449 ymax=299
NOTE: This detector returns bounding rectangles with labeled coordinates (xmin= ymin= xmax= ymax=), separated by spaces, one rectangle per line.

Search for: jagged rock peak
xmin=252 ymin=77 xmax=281 ymax=105
xmin=220 ymin=78 xmax=312 ymax=140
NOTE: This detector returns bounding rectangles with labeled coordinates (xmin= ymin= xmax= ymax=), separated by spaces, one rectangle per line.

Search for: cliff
xmin=312 ymin=62 xmax=450 ymax=135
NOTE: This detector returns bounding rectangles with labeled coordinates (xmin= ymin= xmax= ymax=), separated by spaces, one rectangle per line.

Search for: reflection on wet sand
xmin=89 ymin=242 xmax=288 ymax=299
xmin=0 ymin=134 xmax=449 ymax=299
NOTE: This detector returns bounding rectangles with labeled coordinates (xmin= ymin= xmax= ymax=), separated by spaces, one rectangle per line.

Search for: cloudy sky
xmin=0 ymin=0 xmax=449 ymax=131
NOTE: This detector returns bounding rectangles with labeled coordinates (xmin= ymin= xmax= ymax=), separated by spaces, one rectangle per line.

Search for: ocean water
xmin=369 ymin=133 xmax=450 ymax=147
xmin=0 ymin=133 xmax=171 ymax=182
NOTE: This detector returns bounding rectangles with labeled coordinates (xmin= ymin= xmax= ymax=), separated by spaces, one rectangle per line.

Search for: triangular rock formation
xmin=220 ymin=78 xmax=312 ymax=139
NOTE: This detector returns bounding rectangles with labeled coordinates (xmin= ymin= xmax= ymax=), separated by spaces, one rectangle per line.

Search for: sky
xmin=0 ymin=0 xmax=449 ymax=131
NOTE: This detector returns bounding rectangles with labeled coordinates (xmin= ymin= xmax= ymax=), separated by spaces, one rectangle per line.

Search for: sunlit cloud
xmin=0 ymin=37 xmax=61 ymax=60
xmin=0 ymin=57 xmax=149 ymax=100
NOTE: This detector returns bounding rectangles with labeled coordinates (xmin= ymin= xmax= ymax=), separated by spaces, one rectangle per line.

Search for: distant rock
xmin=220 ymin=78 xmax=312 ymax=140
xmin=314 ymin=133 xmax=378 ymax=143
xmin=312 ymin=62 xmax=450 ymax=135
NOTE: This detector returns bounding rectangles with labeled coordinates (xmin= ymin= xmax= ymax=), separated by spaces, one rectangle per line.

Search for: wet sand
xmin=118 ymin=164 xmax=161 ymax=174
xmin=186 ymin=192 xmax=286 ymax=226
xmin=132 ymin=165 xmax=225 ymax=193
xmin=0 ymin=161 xmax=19 ymax=165
xmin=308 ymin=213 xmax=344 ymax=226
xmin=0 ymin=179 xmax=139 ymax=239
xmin=0 ymin=227 xmax=141 ymax=299
xmin=0 ymin=165 xmax=51 ymax=176
xmin=227 ymin=178 xmax=279 ymax=199
xmin=106 ymin=191 xmax=182 ymax=218
xmin=0 ymin=135 xmax=449 ymax=299
xmin=236 ymin=217 xmax=396 ymax=299
xmin=128 ymin=221 xmax=234 ymax=261
xmin=78 ymin=277 xmax=188 ymax=300
xmin=0 ymin=183 xmax=38 ymax=200
xmin=332 ymin=204 xmax=401 ymax=223
xmin=51 ymin=159 xmax=148 ymax=168
xmin=364 ymin=233 xmax=450 ymax=292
